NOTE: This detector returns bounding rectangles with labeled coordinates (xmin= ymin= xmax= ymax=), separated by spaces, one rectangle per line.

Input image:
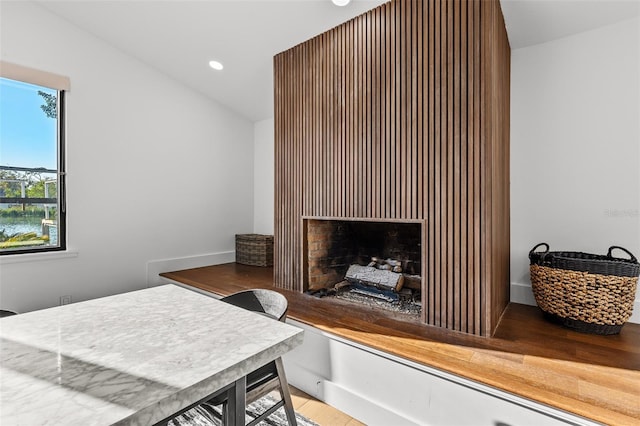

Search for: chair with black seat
xmin=209 ymin=289 xmax=298 ymax=426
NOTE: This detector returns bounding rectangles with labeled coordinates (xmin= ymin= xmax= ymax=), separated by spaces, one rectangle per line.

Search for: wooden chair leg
xmin=275 ymin=358 xmax=297 ymax=426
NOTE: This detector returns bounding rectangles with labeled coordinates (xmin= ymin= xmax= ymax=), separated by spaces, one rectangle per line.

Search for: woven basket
xmin=236 ymin=234 xmax=274 ymax=267
xmin=529 ymin=243 xmax=639 ymax=334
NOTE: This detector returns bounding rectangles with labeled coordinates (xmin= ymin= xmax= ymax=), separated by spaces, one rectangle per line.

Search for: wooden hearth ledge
xmin=161 ymin=263 xmax=640 ymax=425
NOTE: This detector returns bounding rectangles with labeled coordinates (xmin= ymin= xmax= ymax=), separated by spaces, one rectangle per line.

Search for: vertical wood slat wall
xmin=274 ymin=0 xmax=510 ymax=336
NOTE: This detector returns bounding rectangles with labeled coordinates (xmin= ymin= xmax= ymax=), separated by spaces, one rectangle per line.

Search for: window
xmin=0 ymin=62 xmax=68 ymax=255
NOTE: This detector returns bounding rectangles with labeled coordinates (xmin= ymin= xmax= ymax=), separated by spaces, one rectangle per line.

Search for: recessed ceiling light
xmin=332 ymin=0 xmax=350 ymax=6
xmin=209 ymin=60 xmax=224 ymax=71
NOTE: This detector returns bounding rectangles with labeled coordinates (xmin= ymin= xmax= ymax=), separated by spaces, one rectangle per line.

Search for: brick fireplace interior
xmin=305 ymin=219 xmax=421 ymax=291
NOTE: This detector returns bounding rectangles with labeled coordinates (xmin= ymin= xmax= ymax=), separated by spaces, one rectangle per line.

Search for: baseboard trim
xmin=146 ymin=252 xmax=235 ymax=287
xmin=511 ymin=281 xmax=640 ymax=324
xmin=510 ymin=281 xmax=537 ymax=306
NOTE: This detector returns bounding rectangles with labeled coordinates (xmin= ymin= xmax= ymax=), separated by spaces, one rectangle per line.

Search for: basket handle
xmin=529 ymin=243 xmax=549 ymax=258
xmin=607 ymin=246 xmax=637 ymax=262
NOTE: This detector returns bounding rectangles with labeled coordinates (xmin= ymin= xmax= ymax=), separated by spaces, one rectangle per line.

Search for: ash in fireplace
xmin=336 ymin=287 xmax=421 ymax=317
xmin=307 ymin=280 xmax=421 ymax=318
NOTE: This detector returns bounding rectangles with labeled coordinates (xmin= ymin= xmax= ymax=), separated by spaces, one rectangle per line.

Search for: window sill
xmin=0 ymin=250 xmax=79 ymax=265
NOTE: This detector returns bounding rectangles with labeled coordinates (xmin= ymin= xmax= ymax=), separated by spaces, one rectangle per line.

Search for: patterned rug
xmin=169 ymin=394 xmax=319 ymax=426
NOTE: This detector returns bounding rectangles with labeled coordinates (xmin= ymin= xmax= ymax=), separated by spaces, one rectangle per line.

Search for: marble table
xmin=0 ymin=284 xmax=304 ymax=425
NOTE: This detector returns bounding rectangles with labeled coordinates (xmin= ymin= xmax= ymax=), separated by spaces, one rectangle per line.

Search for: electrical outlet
xmin=60 ymin=295 xmax=72 ymax=305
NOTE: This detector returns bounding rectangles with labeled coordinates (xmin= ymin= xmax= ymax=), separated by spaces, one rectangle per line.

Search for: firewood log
xmin=345 ymin=264 xmax=404 ymax=292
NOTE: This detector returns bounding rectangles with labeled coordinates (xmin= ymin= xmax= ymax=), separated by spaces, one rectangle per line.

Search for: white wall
xmin=0 ymin=2 xmax=254 ymax=313
xmin=253 ymin=118 xmax=275 ymax=234
xmin=510 ymin=17 xmax=640 ymax=322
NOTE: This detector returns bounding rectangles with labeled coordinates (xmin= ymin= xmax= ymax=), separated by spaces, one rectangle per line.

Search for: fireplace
xmin=303 ymin=218 xmax=423 ymax=319
xmin=274 ymin=0 xmax=511 ymax=336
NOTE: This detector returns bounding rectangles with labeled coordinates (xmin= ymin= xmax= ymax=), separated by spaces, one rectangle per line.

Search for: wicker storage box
xmin=236 ymin=234 xmax=274 ymax=267
xmin=529 ymin=243 xmax=640 ymax=335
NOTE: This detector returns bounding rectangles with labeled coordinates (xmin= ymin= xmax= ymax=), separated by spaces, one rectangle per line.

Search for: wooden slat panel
xmin=433 ymin=0 xmax=442 ymax=327
xmin=356 ymin=17 xmax=364 ymax=218
xmin=480 ymin=0 xmax=490 ymax=336
xmin=426 ymin=0 xmax=435 ymax=326
xmin=466 ymin=0 xmax=475 ymax=335
xmin=449 ymin=0 xmax=462 ymax=330
xmin=347 ymin=20 xmax=352 ymax=217
xmin=473 ymin=0 xmax=482 ymax=333
xmin=447 ymin=0 xmax=455 ymax=330
xmin=393 ymin=0 xmax=397 ymax=219
xmin=372 ymin=7 xmax=380 ymax=219
xmin=401 ymin=0 xmax=408 ymax=220
xmin=389 ymin=0 xmax=397 ymax=219
xmin=273 ymin=0 xmax=510 ymax=336
xmin=460 ymin=0 xmax=469 ymax=333
xmin=330 ymin=29 xmax=337 ymax=217
xmin=413 ymin=0 xmax=421 ymax=220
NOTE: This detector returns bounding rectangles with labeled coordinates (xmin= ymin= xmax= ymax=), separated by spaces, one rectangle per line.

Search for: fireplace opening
xmin=304 ymin=219 xmax=422 ymax=319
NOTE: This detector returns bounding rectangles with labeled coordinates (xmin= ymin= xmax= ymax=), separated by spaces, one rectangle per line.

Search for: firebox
xmin=303 ymin=218 xmax=423 ymax=318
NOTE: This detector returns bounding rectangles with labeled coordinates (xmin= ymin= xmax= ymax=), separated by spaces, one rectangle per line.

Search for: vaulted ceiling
xmin=35 ymin=0 xmax=639 ymax=122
